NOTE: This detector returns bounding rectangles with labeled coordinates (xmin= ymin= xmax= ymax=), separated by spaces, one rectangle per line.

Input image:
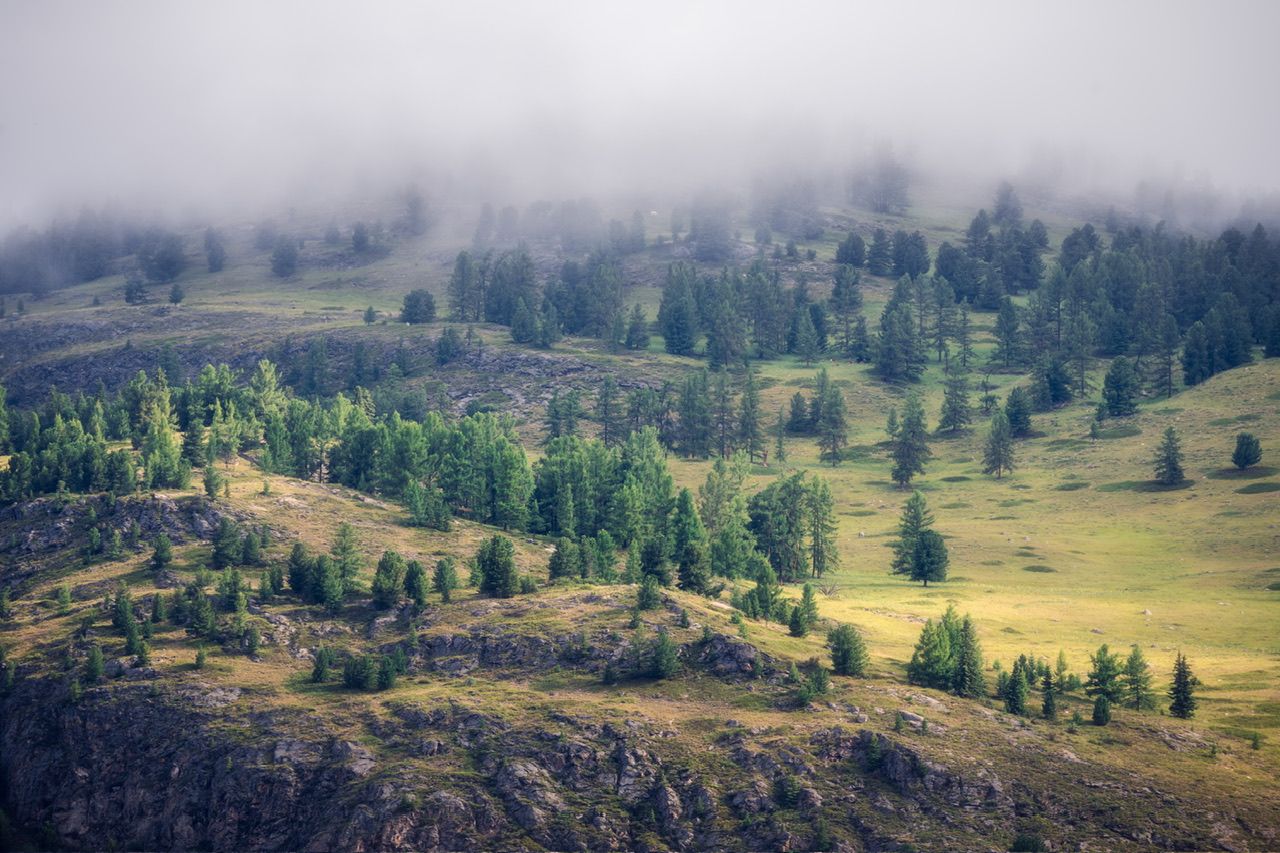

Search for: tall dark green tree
xmin=937 ymin=369 xmax=972 ymax=434
xmin=891 ymin=491 xmax=934 ymax=575
xmin=1102 ymin=356 xmax=1139 ymax=417
xmin=477 ymin=534 xmax=519 ymax=598
xmin=1168 ymin=652 xmax=1197 ymax=718
xmin=1153 ymin=426 xmax=1185 ymax=485
xmin=909 ymin=530 xmax=948 ymax=586
xmin=1232 ymin=433 xmax=1262 ymax=469
xmin=982 ymin=408 xmax=1015 ymax=479
xmin=815 ymin=383 xmax=848 ymax=466
xmin=1085 ymin=644 xmax=1124 ymax=703
xmin=828 ymin=624 xmax=868 ymax=676
xmin=891 ymin=396 xmax=930 ymax=486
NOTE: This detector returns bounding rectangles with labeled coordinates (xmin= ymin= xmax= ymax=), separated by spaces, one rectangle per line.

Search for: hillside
xmin=1 ymin=195 xmax=1279 ymax=853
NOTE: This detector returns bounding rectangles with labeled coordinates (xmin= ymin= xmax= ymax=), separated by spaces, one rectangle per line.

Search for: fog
xmin=2 ymin=0 xmax=1278 ymax=227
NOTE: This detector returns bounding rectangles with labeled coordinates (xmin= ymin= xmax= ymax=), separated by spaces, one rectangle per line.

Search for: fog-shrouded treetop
xmin=1 ymin=0 xmax=1279 ymax=228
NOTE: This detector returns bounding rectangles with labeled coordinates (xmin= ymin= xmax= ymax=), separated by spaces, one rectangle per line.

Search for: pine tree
xmin=477 ymin=535 xmax=519 ymax=598
xmin=798 ymin=583 xmax=819 ymax=628
xmin=331 ymin=523 xmax=362 ymax=585
xmin=1005 ymin=670 xmax=1028 ymax=715
xmin=597 ymin=376 xmax=621 ymax=447
xmin=910 ymin=530 xmax=949 ymax=586
xmin=1122 ymin=644 xmax=1153 ymax=710
xmin=906 ymin=618 xmax=953 ymax=689
xmin=650 ymin=629 xmax=679 ymax=679
xmin=982 ymin=409 xmax=1015 ymax=479
xmin=1042 ymin=671 xmax=1057 ymax=719
xmin=773 ymin=406 xmax=787 ymax=464
xmin=891 ymin=491 xmax=934 ymax=575
xmin=625 ymin=304 xmax=651 ymax=350
xmin=738 ymin=367 xmax=763 ymax=463
xmin=788 ymin=604 xmax=808 ymax=637
xmin=937 ymin=369 xmax=972 ymax=433
xmin=1092 ymin=695 xmax=1111 ymax=726
xmin=1232 ymin=433 xmax=1262 ymax=469
xmin=1005 ymin=387 xmax=1033 ymax=437
xmin=828 ymin=624 xmax=868 ymax=676
xmin=1102 ymin=356 xmax=1140 ymax=417
xmin=371 ymin=551 xmax=407 ymax=609
xmin=432 ymin=557 xmax=459 ymax=603
xmin=1085 ymin=644 xmax=1124 ymax=703
xmin=951 ymin=615 xmax=986 ymax=698
xmin=151 ymin=534 xmax=173 ymax=571
xmin=85 ymin=644 xmax=104 ymax=683
xmin=318 ymin=555 xmax=344 ymax=614
xmin=891 ymin=396 xmax=931 ymax=486
xmin=794 ymin=308 xmax=820 ymax=366
xmin=1168 ymin=652 xmax=1197 ymax=718
xmin=816 ymin=384 xmax=848 ymax=466
xmin=548 ymin=537 xmax=579 ymax=581
xmin=1153 ymin=426 xmax=1185 ymax=485
xmin=993 ymin=297 xmax=1020 ymax=367
xmin=802 ymin=478 xmax=838 ymax=581
xmin=867 ymin=228 xmax=893 ymax=276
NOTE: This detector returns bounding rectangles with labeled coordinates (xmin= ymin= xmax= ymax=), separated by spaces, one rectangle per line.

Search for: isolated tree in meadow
xmin=1168 ymin=652 xmax=1197 ymax=719
xmin=1092 ymin=695 xmax=1111 ymax=726
xmin=909 ymin=529 xmax=948 ymax=586
xmin=650 ymin=629 xmax=679 ymax=679
xmin=270 ymin=235 xmax=298 ymax=277
xmin=1004 ymin=387 xmax=1033 ymax=437
xmin=891 ymin=396 xmax=930 ymax=486
xmin=937 ymin=369 xmax=972 ymax=434
xmin=891 ymin=490 xmax=934 ymax=575
xmin=828 ymin=624 xmax=868 ymax=676
xmin=1102 ymin=356 xmax=1139 ymax=417
xmin=625 ymin=304 xmax=651 ymax=350
xmin=1153 ymin=426 xmax=1185 ymax=485
xmin=1041 ymin=671 xmax=1057 ymax=719
xmin=982 ymin=408 xmax=1015 ymax=479
xmin=204 ymin=227 xmax=226 ymax=273
xmin=1232 ymin=433 xmax=1261 ymax=469
xmin=816 ymin=384 xmax=848 ymax=466
xmin=400 ymin=289 xmax=437 ymax=324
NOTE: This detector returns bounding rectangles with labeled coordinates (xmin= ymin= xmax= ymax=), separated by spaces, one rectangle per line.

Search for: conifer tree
xmin=151 ymin=534 xmax=173 ymax=571
xmin=625 ymin=304 xmax=651 ymax=350
xmin=432 ymin=557 xmax=459 ymax=603
xmin=1092 ymin=695 xmax=1111 ymax=726
xmin=1232 ymin=433 xmax=1262 ymax=469
xmin=794 ymin=308 xmax=820 ymax=366
xmin=85 ymin=644 xmax=104 ymax=683
xmin=1004 ymin=387 xmax=1033 ymax=437
xmin=650 ymin=629 xmax=679 ymax=679
xmin=1042 ymin=671 xmax=1057 ymax=719
xmin=816 ymin=384 xmax=848 ymax=466
xmin=773 ymin=406 xmax=787 ymax=464
xmin=597 ymin=376 xmax=620 ymax=448
xmin=1122 ymin=644 xmax=1153 ymax=710
xmin=828 ymin=624 xmax=868 ymax=676
xmin=371 ymin=550 xmax=407 ymax=609
xmin=1168 ymin=652 xmax=1197 ymax=719
xmin=807 ymin=477 xmax=839 ymax=578
xmin=331 ymin=522 xmax=362 ymax=585
xmin=951 ymin=615 xmax=986 ymax=698
xmin=738 ymin=368 xmax=763 ymax=463
xmin=317 ymin=556 xmax=344 ymax=614
xmin=1153 ymin=426 xmax=1185 ymax=485
xmin=1102 ymin=356 xmax=1140 ymax=416
xmin=477 ymin=535 xmax=519 ymax=598
xmin=891 ymin=396 xmax=931 ymax=486
xmin=910 ymin=530 xmax=949 ymax=587
xmin=788 ymin=603 xmax=809 ymax=637
xmin=400 ymin=560 xmax=426 ymax=607
xmin=548 ymin=537 xmax=579 ymax=581
xmin=867 ymin=228 xmax=893 ymax=276
xmin=1005 ymin=670 xmax=1028 ymax=715
xmin=891 ymin=491 xmax=934 ymax=575
xmin=982 ymin=408 xmax=1015 ymax=479
xmin=937 ymin=369 xmax=972 ymax=433
xmin=906 ymin=618 xmax=953 ymax=689
xmin=993 ymin=297 xmax=1020 ymax=367
xmin=1085 ymin=644 xmax=1124 ymax=703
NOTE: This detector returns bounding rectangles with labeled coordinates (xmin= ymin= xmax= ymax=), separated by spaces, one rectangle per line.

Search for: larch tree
xmin=982 ymin=408 xmax=1015 ymax=479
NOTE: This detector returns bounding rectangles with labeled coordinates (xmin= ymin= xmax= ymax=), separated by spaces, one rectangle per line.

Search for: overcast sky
xmin=1 ymin=0 xmax=1277 ymax=225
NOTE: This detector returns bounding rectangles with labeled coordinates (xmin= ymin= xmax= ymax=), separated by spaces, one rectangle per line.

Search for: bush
xmin=1092 ymin=695 xmax=1111 ymax=726
xmin=1233 ymin=432 xmax=1262 ymax=469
